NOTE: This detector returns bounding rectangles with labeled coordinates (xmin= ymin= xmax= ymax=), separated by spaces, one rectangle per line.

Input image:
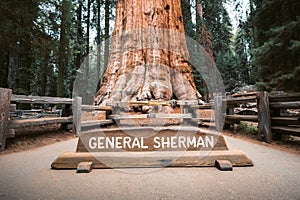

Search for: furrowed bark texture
xmin=95 ymin=0 xmax=201 ymax=105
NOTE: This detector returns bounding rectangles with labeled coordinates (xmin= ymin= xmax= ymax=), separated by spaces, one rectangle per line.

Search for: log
xmin=270 ymin=101 xmax=300 ymax=109
xmin=8 ymin=117 xmax=72 ymax=129
xmin=269 ymin=93 xmax=300 ymax=102
xmin=81 ymin=105 xmax=112 ymax=111
xmin=73 ymin=97 xmax=82 ymax=135
xmin=0 ymin=88 xmax=12 ymax=151
xmin=225 ymin=96 xmax=257 ymax=105
xmin=11 ymin=94 xmax=73 ymax=105
xmin=272 ymin=126 xmax=300 ymax=136
xmin=230 ymin=92 xmax=257 ymax=98
xmin=257 ymin=91 xmax=272 ymax=143
xmin=271 ymin=117 xmax=300 ymax=126
xmin=226 ymin=115 xmax=258 ymax=122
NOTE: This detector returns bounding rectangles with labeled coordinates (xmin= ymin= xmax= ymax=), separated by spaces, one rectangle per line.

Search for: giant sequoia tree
xmin=95 ymin=0 xmax=201 ymax=105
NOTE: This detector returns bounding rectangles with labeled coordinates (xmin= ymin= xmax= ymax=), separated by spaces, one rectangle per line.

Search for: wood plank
xmin=81 ymin=120 xmax=113 ymax=132
xmin=126 ymin=101 xmax=171 ymax=106
xmin=269 ymin=93 xmax=300 ymax=102
xmin=270 ymin=101 xmax=300 ymax=109
xmin=215 ymin=160 xmax=233 ymax=171
xmin=11 ymin=94 xmax=73 ymax=105
xmin=176 ymin=100 xmax=199 ymax=105
xmin=0 ymin=88 xmax=12 ymax=151
xmin=257 ymin=91 xmax=272 ymax=143
xmin=76 ymin=127 xmax=228 ymax=152
xmin=77 ymin=162 xmax=93 ymax=173
xmin=271 ymin=117 xmax=300 ymax=126
xmin=8 ymin=117 xmax=72 ymax=129
xmin=226 ymin=115 xmax=258 ymax=122
xmin=109 ymin=113 xmax=192 ymax=120
xmin=225 ymin=96 xmax=257 ymax=105
xmin=51 ymin=150 xmax=253 ymax=169
xmin=110 ymin=100 xmax=199 ymax=107
xmin=81 ymin=120 xmax=113 ymax=127
xmin=230 ymin=92 xmax=257 ymax=98
xmin=81 ymin=105 xmax=112 ymax=111
xmin=272 ymin=126 xmax=300 ymax=136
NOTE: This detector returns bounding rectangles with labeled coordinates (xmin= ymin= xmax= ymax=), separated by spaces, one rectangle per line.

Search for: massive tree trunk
xmin=95 ymin=0 xmax=201 ymax=106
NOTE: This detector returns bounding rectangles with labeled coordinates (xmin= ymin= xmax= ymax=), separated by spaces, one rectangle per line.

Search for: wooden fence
xmin=0 ymin=88 xmax=73 ymax=151
xmin=1 ymin=87 xmax=299 ymax=151
xmin=224 ymin=91 xmax=300 ymax=142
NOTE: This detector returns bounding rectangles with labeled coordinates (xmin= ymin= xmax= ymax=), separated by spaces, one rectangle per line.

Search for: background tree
xmin=0 ymin=0 xmax=41 ymax=95
xmin=1 ymin=0 xmax=298 ymax=98
xmin=252 ymin=0 xmax=300 ymax=92
xmin=57 ymin=0 xmax=73 ymax=97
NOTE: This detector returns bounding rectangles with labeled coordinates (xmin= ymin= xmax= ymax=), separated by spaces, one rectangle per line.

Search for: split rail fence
xmin=1 ymin=87 xmax=299 ymax=151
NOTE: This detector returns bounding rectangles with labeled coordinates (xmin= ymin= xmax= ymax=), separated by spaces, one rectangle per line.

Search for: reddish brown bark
xmin=95 ymin=0 xmax=201 ymax=105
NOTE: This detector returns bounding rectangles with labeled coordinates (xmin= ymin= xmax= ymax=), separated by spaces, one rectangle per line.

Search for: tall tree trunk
xmin=74 ymin=0 xmax=83 ymax=90
xmin=104 ymin=0 xmax=110 ymax=68
xmin=57 ymin=0 xmax=71 ymax=97
xmin=196 ymin=0 xmax=214 ymax=102
xmin=96 ymin=0 xmax=101 ymax=80
xmin=181 ymin=0 xmax=193 ymax=39
xmin=196 ymin=0 xmax=214 ymax=60
xmin=84 ymin=0 xmax=91 ymax=103
xmin=95 ymin=0 xmax=201 ymax=105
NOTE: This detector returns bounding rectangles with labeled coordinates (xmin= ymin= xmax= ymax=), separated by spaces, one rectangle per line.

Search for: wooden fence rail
xmin=1 ymin=87 xmax=299 ymax=151
xmin=225 ymin=91 xmax=300 ymax=142
xmin=0 ymin=88 xmax=75 ymax=151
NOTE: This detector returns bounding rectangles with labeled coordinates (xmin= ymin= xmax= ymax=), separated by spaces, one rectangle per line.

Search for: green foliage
xmin=0 ymin=0 xmax=116 ymax=98
xmin=236 ymin=122 xmax=258 ymax=135
xmin=233 ymin=19 xmax=257 ymax=88
xmin=253 ymin=0 xmax=300 ymax=92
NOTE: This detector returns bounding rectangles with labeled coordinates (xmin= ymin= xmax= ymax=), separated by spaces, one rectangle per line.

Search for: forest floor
xmin=0 ymin=124 xmax=76 ymax=155
xmin=1 ymin=123 xmax=299 ymax=156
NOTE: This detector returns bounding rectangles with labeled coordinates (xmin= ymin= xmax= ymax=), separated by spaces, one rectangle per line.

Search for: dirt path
xmin=0 ymin=124 xmax=76 ymax=155
xmin=223 ymin=130 xmax=300 ymax=156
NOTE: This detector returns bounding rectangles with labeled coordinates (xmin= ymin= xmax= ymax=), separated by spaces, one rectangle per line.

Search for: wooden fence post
xmin=112 ymin=102 xmax=121 ymax=124
xmin=73 ymin=97 xmax=82 ymax=135
xmin=0 ymin=88 xmax=12 ymax=151
xmin=257 ymin=91 xmax=272 ymax=143
xmin=215 ymin=95 xmax=224 ymax=132
xmin=62 ymin=103 xmax=72 ymax=130
xmin=182 ymin=101 xmax=191 ymax=125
